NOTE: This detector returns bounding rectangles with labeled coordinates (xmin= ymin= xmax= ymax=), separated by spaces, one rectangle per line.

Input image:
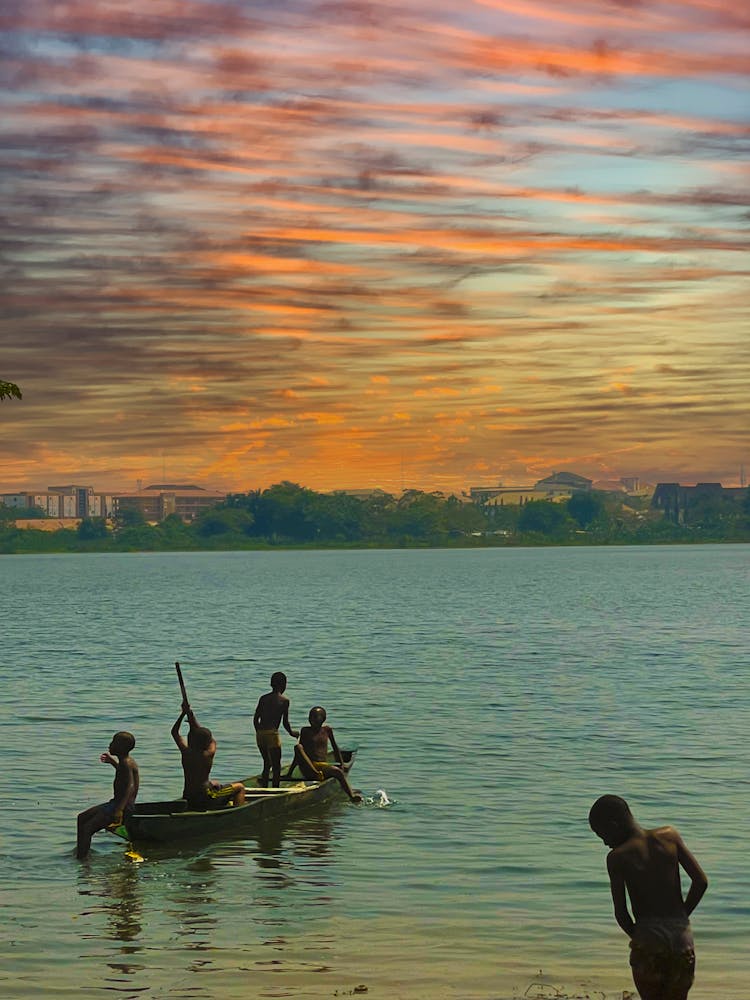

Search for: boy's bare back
xmin=607 ymin=826 xmax=695 ymax=923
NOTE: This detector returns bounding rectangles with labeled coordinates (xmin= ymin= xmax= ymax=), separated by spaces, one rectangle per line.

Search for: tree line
xmin=1 ymin=481 xmax=749 ymax=554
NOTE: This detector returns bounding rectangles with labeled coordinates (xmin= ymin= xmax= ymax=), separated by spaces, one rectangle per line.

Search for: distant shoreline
xmin=3 ymin=481 xmax=748 ymax=553
xmin=1 ymin=535 xmax=747 ymax=555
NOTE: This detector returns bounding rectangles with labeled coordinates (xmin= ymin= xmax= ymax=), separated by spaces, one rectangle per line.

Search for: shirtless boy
xmin=589 ymin=795 xmax=708 ymax=1000
xmin=253 ymin=672 xmax=298 ymax=787
xmin=171 ymin=702 xmax=246 ymax=810
xmin=294 ymin=706 xmax=361 ymax=803
xmin=76 ymin=731 xmax=139 ymax=858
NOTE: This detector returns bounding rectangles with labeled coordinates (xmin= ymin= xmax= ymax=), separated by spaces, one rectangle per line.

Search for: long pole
xmin=175 ymin=661 xmax=189 ymax=708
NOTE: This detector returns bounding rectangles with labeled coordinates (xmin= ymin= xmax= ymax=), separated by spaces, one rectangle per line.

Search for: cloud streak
xmin=1 ymin=1 xmax=748 ymax=492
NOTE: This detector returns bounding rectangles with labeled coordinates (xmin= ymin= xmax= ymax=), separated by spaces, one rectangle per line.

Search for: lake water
xmin=1 ymin=545 xmax=748 ymax=1000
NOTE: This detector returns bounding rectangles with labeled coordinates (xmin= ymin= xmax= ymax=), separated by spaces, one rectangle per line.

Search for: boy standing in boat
xmin=253 ymin=671 xmax=298 ymax=787
xmin=588 ymin=795 xmax=708 ymax=1000
xmin=76 ymin=731 xmax=139 ymax=858
xmin=295 ymin=706 xmax=361 ymax=803
xmin=172 ymin=701 xmax=246 ymax=809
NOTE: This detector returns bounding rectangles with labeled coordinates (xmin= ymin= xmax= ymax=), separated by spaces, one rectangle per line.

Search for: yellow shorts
xmin=256 ymin=729 xmax=282 ymax=751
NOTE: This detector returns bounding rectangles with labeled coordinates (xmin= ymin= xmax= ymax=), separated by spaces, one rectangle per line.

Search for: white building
xmin=0 ymin=485 xmax=116 ymax=519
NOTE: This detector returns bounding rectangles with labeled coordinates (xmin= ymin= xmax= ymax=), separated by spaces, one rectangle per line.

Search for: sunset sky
xmin=1 ymin=0 xmax=748 ymax=494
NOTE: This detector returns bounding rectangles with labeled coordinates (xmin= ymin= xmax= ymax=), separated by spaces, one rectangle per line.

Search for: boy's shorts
xmin=187 ymin=782 xmax=237 ymax=810
xmin=630 ymin=918 xmax=695 ymax=997
xmin=256 ymin=729 xmax=282 ymax=751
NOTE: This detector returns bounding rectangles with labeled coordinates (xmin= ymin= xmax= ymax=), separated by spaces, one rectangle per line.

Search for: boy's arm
xmin=171 ymin=710 xmax=187 ymax=750
xmin=253 ymin=699 xmax=263 ymax=731
xmin=327 ymin=726 xmax=344 ymax=767
xmin=607 ymin=853 xmax=635 ymax=937
xmin=295 ymin=732 xmax=320 ymax=774
xmin=282 ymin=701 xmax=299 ymax=738
xmin=675 ymin=832 xmax=708 ymax=915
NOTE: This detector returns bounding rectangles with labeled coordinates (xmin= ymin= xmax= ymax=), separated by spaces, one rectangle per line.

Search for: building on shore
xmin=469 ymin=471 xmax=593 ymax=506
xmin=330 ymin=488 xmax=393 ymax=501
xmin=651 ymin=482 xmax=747 ymax=523
xmin=467 ymin=472 xmax=656 ymax=507
xmin=0 ymin=485 xmax=115 ymax=518
xmin=1 ymin=482 xmax=226 ymax=523
xmin=113 ymin=484 xmax=226 ymax=522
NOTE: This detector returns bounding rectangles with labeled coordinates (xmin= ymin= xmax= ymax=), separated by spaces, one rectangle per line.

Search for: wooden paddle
xmin=175 ymin=661 xmax=190 ymax=709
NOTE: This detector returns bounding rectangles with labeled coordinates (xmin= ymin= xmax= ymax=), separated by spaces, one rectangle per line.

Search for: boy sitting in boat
xmin=172 ymin=701 xmax=246 ymax=810
xmin=253 ymin=671 xmax=299 ymax=787
xmin=76 ymin=731 xmax=139 ymax=858
xmin=294 ymin=706 xmax=362 ymax=803
xmin=589 ymin=795 xmax=708 ymax=1000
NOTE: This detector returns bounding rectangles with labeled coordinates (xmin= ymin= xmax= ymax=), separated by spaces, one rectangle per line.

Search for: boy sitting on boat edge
xmin=76 ymin=731 xmax=139 ymax=858
xmin=294 ymin=706 xmax=362 ymax=803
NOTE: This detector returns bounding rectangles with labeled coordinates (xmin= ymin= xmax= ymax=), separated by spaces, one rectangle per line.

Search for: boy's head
xmin=271 ymin=671 xmax=287 ymax=693
xmin=188 ymin=726 xmax=213 ymax=751
xmin=589 ymin=795 xmax=633 ymax=848
xmin=308 ymin=706 xmax=327 ymax=726
xmin=110 ymin=731 xmax=135 ymax=755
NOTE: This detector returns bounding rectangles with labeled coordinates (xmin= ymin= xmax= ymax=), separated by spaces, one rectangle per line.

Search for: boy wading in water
xmin=253 ymin=672 xmax=298 ymax=787
xmin=589 ymin=795 xmax=708 ymax=1000
xmin=76 ymin=731 xmax=139 ymax=858
xmin=295 ymin=706 xmax=362 ymax=803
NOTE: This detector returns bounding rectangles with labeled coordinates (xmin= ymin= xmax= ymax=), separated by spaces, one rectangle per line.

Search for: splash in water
xmin=367 ymin=789 xmax=392 ymax=808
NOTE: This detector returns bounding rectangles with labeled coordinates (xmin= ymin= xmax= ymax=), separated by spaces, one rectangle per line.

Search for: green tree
xmin=0 ymin=380 xmax=22 ymax=401
xmin=153 ymin=513 xmax=193 ymax=548
xmin=114 ymin=522 xmax=158 ymax=549
xmin=305 ymin=492 xmax=366 ymax=542
xmin=195 ymin=507 xmax=255 ymax=539
xmin=567 ymin=491 xmax=605 ymax=528
xmin=359 ymin=491 xmax=396 ymax=538
xmin=518 ymin=499 xmax=570 ymax=537
xmin=483 ymin=501 xmax=521 ymax=534
xmin=77 ymin=516 xmax=108 ymax=540
xmin=115 ymin=504 xmax=147 ymax=529
xmin=388 ymin=490 xmax=446 ymax=540
xmin=441 ymin=495 xmax=486 ymax=536
xmin=685 ymin=490 xmax=736 ymax=531
xmin=256 ymin=482 xmax=317 ymax=541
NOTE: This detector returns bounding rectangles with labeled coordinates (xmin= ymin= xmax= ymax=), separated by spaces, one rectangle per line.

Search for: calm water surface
xmin=1 ymin=546 xmax=748 ymax=999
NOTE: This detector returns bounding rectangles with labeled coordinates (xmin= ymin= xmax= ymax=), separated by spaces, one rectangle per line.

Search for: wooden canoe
xmin=110 ymin=749 xmax=356 ymax=844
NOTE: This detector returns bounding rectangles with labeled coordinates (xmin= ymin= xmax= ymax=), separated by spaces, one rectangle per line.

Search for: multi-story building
xmin=1 ymin=483 xmax=225 ymax=522
xmin=113 ymin=484 xmax=226 ymax=522
xmin=0 ymin=485 xmax=115 ymax=518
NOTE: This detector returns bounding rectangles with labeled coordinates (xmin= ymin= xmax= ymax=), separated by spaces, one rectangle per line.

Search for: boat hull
xmin=118 ymin=749 xmax=356 ymax=843
xmin=124 ymin=779 xmax=342 ymax=842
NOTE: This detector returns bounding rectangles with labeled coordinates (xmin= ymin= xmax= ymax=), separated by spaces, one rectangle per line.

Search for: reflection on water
xmin=167 ymin=855 xmax=220 ymax=962
xmin=77 ymin=853 xmax=145 ymax=983
xmin=71 ymin=807 xmax=344 ymax=993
